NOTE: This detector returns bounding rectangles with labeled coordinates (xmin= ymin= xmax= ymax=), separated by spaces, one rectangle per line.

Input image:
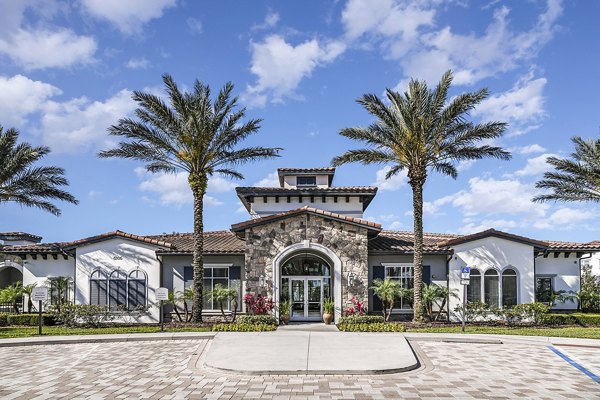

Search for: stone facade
xmin=243 ymin=213 xmax=369 ymax=311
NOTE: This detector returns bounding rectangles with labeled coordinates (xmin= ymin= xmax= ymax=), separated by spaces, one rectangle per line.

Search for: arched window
xmin=502 ymin=268 xmax=518 ymax=308
xmin=128 ymin=270 xmax=147 ymax=310
xmin=467 ymin=269 xmax=481 ymax=302
xmin=484 ymin=269 xmax=499 ymax=308
xmin=108 ymin=270 xmax=127 ymax=310
xmin=90 ymin=269 xmax=107 ymax=306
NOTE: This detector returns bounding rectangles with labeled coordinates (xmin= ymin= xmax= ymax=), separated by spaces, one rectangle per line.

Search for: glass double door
xmin=290 ymin=277 xmax=323 ymax=321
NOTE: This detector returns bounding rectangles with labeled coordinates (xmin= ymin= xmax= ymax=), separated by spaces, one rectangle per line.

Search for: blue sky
xmin=1 ymin=0 xmax=599 ymax=243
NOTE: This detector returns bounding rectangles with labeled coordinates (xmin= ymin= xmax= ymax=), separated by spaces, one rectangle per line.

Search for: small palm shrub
xmin=212 ymin=323 xmax=276 ymax=332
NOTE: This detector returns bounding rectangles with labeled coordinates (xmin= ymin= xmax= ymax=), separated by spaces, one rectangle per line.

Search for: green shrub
xmin=573 ymin=313 xmax=600 ymax=326
xmin=512 ymin=303 xmax=549 ymax=325
xmin=454 ymin=301 xmax=490 ymax=323
xmin=0 ymin=313 xmax=8 ymax=327
xmin=212 ymin=323 xmax=276 ymax=332
xmin=540 ymin=314 xmax=578 ymax=326
xmin=338 ymin=315 xmax=384 ymax=325
xmin=49 ymin=304 xmax=114 ymax=327
xmin=338 ymin=322 xmax=405 ymax=332
xmin=491 ymin=308 xmax=522 ymax=326
xmin=237 ymin=315 xmax=276 ymax=325
xmin=6 ymin=314 xmax=56 ymax=326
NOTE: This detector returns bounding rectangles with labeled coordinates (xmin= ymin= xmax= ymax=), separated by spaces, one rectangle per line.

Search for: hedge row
xmin=541 ymin=313 xmax=600 ymax=326
xmin=338 ymin=315 xmax=384 ymax=325
xmin=338 ymin=323 xmax=405 ymax=332
xmin=0 ymin=314 xmax=57 ymax=327
xmin=212 ymin=323 xmax=276 ymax=332
xmin=236 ymin=315 xmax=277 ymax=325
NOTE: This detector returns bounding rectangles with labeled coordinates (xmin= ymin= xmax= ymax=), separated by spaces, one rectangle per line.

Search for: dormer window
xmin=296 ymin=176 xmax=316 ymax=187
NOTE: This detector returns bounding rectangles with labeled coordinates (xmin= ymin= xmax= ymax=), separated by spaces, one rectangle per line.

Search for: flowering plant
xmin=343 ymin=296 xmax=366 ymax=316
xmin=243 ymin=293 xmax=274 ymax=315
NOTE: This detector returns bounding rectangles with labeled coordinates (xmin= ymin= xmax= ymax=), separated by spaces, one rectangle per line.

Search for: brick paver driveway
xmin=0 ymin=338 xmax=598 ymax=399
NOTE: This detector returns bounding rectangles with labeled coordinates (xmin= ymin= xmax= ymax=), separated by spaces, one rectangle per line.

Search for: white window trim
xmin=382 ymin=263 xmax=413 ymax=313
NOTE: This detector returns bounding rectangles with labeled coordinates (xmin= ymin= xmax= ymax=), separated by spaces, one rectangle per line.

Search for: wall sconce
xmin=348 ymin=272 xmax=357 ymax=286
xmin=258 ymin=274 xmax=265 ymax=288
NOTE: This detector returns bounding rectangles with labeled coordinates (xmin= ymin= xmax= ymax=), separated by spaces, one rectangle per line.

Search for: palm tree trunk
xmin=435 ymin=298 xmax=447 ymax=322
xmin=173 ymin=303 xmax=184 ymax=322
xmin=190 ymin=173 xmax=207 ymax=323
xmin=410 ymin=175 xmax=425 ymax=322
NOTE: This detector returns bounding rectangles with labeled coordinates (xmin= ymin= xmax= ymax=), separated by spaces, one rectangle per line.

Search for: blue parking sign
xmin=461 ymin=267 xmax=470 ymax=274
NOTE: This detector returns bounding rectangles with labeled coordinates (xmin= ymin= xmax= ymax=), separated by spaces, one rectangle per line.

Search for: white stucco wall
xmin=448 ymin=237 xmax=535 ymax=317
xmin=75 ymin=238 xmax=161 ymax=322
xmin=536 ymin=253 xmax=581 ymax=310
xmin=585 ymin=252 xmax=600 ymax=281
xmin=251 ymin=196 xmax=364 ymax=218
xmin=20 ymin=256 xmax=75 ymax=311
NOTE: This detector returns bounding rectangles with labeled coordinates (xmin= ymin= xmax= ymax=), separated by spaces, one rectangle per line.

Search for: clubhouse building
xmin=1 ymin=167 xmax=599 ymax=323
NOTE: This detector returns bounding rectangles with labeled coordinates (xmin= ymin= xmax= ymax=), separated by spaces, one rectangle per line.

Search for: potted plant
xmin=279 ymin=299 xmax=291 ymax=325
xmin=323 ymin=298 xmax=335 ymax=325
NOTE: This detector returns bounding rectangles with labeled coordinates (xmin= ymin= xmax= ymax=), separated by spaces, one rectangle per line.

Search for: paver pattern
xmin=0 ymin=339 xmax=598 ymax=399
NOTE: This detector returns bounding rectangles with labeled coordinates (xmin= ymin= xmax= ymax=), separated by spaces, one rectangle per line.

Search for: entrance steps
xmin=277 ymin=322 xmax=339 ymax=332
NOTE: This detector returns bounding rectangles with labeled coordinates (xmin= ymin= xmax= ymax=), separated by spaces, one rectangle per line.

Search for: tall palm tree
xmin=332 ymin=70 xmax=510 ymax=321
xmin=99 ymin=74 xmax=281 ymax=322
xmin=0 ymin=126 xmax=78 ymax=215
xmin=533 ymin=136 xmax=600 ymax=203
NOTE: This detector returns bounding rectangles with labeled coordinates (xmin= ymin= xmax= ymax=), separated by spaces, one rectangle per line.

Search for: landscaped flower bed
xmin=212 ymin=323 xmax=276 ymax=332
xmin=338 ymin=322 xmax=405 ymax=332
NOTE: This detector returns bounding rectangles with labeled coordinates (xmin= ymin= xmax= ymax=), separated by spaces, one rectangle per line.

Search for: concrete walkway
xmin=203 ymin=331 xmax=418 ymax=374
xmin=277 ymin=322 xmax=339 ymax=332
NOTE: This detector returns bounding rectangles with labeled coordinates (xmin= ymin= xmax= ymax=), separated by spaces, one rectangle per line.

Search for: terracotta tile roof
xmin=544 ymin=240 xmax=600 ymax=251
xmin=151 ymin=231 xmax=245 ymax=254
xmin=231 ymin=206 xmax=382 ymax=233
xmin=62 ymin=230 xmax=175 ymax=250
xmin=235 ymin=186 xmax=377 ymax=194
xmin=0 ymin=232 xmax=42 ymax=242
xmin=277 ymin=167 xmax=336 ymax=173
xmin=437 ymin=228 xmax=548 ymax=248
xmin=369 ymin=230 xmax=459 ymax=254
xmin=0 ymin=242 xmax=67 ymax=254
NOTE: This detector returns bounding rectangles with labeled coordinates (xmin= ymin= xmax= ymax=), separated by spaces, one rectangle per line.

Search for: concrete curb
xmin=402 ymin=332 xmax=600 ymax=347
xmin=0 ymin=332 xmax=216 ymax=347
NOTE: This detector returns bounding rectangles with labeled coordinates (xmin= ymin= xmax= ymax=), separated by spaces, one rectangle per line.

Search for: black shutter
xmin=184 ymin=266 xmax=193 ymax=281
xmin=229 ymin=266 xmax=241 ymax=280
xmin=423 ymin=265 xmax=431 ymax=285
xmin=372 ymin=265 xmax=385 ymax=312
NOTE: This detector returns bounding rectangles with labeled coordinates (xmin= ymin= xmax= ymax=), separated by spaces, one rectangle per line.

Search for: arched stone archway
xmin=0 ymin=262 xmax=24 ymax=289
xmin=273 ymin=240 xmax=342 ymax=322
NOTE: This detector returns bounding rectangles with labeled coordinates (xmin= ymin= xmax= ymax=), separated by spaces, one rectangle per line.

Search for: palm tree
xmin=22 ymin=283 xmax=37 ymax=314
xmin=332 ymin=70 xmax=510 ymax=321
xmin=534 ymin=136 xmax=600 ymax=203
xmin=205 ymin=283 xmax=239 ymax=322
xmin=422 ymin=283 xmax=458 ymax=322
xmin=164 ymin=290 xmax=184 ymax=322
xmin=371 ymin=278 xmax=402 ymax=321
xmin=99 ymin=74 xmax=281 ymax=322
xmin=0 ymin=281 xmax=23 ymax=313
xmin=0 ymin=126 xmax=78 ymax=215
xmin=47 ymin=276 xmax=72 ymax=312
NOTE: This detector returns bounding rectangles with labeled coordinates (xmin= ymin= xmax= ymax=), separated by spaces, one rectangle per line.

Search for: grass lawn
xmin=0 ymin=326 xmax=211 ymax=339
xmin=406 ymin=325 xmax=600 ymax=339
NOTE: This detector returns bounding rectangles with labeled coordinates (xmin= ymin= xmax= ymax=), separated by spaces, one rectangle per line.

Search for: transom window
xmin=281 ymin=254 xmax=330 ymax=276
xmin=385 ymin=264 xmax=413 ymax=310
xmin=296 ymin=176 xmax=316 ymax=186
xmin=90 ymin=268 xmax=148 ymax=311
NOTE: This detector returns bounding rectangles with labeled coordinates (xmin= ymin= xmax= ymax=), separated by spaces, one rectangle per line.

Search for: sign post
xmin=156 ymin=287 xmax=169 ymax=332
xmin=31 ymin=287 xmax=49 ymax=336
xmin=460 ymin=267 xmax=470 ymax=333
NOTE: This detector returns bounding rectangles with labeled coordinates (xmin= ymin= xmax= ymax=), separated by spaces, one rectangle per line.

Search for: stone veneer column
xmin=243 ymin=213 xmax=370 ymax=312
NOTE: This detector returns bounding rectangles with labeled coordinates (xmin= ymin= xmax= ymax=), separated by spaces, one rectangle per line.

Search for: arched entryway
xmin=0 ymin=263 xmax=23 ymax=289
xmin=272 ymin=240 xmax=342 ymax=323
xmin=280 ymin=253 xmax=332 ymax=321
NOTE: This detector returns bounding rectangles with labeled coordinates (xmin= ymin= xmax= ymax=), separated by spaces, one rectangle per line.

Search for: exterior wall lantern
xmin=258 ymin=273 xmax=265 ymax=288
xmin=347 ymin=272 xmax=357 ymax=286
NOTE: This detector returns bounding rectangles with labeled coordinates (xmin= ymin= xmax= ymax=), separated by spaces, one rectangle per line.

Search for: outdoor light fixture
xmin=348 ymin=272 xmax=357 ymax=286
xmin=258 ymin=274 xmax=265 ymax=288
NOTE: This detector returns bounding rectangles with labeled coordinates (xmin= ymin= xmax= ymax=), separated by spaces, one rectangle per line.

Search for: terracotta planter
xmin=280 ymin=314 xmax=290 ymax=325
xmin=323 ymin=313 xmax=333 ymax=325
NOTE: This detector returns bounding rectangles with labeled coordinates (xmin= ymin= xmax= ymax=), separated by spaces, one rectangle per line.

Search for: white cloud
xmin=242 ymin=35 xmax=346 ymax=107
xmin=186 ymin=18 xmax=203 ymax=34
xmin=517 ymin=144 xmax=546 ymax=154
xmin=254 ymin=172 xmax=280 ymax=187
xmin=373 ymin=166 xmax=406 ymax=191
xmin=0 ymin=27 xmax=96 ymax=70
xmin=473 ymin=73 xmax=547 ymax=134
xmin=459 ymin=219 xmax=519 ymax=234
xmin=534 ymin=207 xmax=597 ymax=230
xmin=445 ymin=176 xmax=548 ymax=219
xmin=0 ymin=75 xmax=61 ymax=126
xmin=81 ymin=0 xmax=177 ymax=35
xmin=134 ymin=168 xmax=223 ymax=207
xmin=207 ymin=176 xmax=237 ymax=193
xmin=126 ymin=57 xmax=150 ymax=69
xmin=369 ymin=213 xmax=404 ymax=230
xmin=515 ymin=153 xmax=556 ymax=176
xmin=252 ymin=11 xmax=280 ymax=31
xmin=40 ymin=89 xmax=136 ymax=154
